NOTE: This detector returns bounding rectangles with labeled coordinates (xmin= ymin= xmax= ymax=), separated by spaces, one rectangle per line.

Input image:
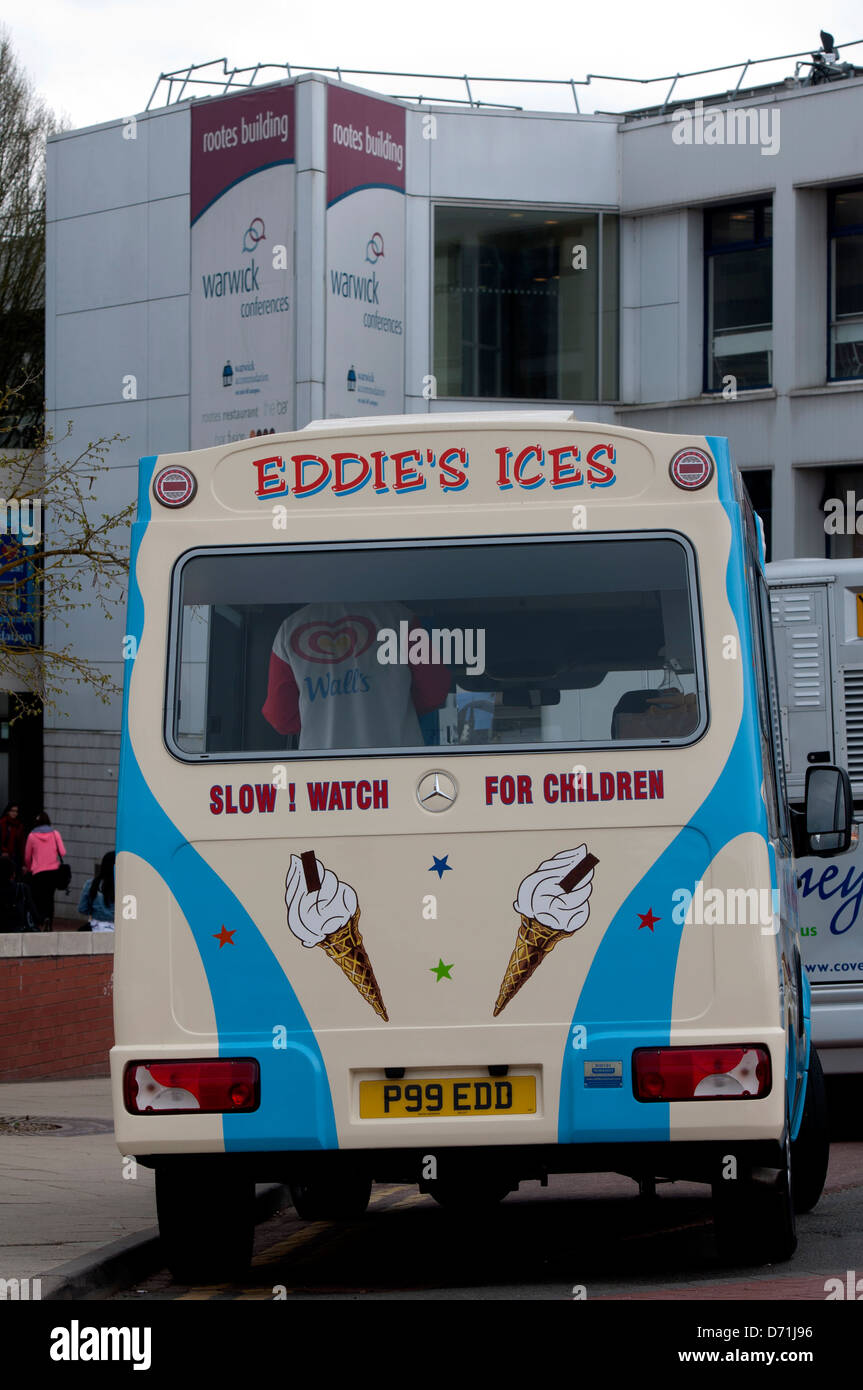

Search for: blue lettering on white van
xmin=797 ymin=863 xmax=863 ymax=936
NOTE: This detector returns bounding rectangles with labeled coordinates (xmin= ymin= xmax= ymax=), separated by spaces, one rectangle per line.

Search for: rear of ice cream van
xmin=111 ymin=414 xmax=823 ymax=1276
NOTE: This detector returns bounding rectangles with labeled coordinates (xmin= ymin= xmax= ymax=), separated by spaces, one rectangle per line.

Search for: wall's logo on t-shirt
xmin=289 ymin=616 xmax=376 ymax=664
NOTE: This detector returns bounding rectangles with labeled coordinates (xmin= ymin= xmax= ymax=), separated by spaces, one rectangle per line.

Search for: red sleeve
xmin=55 ymin=833 xmax=66 ymax=858
xmin=407 ymin=622 xmax=452 ymax=714
xmin=262 ymin=650 xmax=301 ymax=734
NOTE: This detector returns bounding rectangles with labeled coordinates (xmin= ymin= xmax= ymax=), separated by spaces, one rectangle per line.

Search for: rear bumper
xmin=134 ymin=1139 xmax=787 ymax=1187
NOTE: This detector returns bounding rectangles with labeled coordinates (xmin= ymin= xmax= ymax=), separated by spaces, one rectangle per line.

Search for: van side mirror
xmin=804 ymin=765 xmax=853 ymax=856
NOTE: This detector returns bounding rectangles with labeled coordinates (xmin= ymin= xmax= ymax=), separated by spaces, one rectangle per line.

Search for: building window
xmin=433 ymin=206 xmax=619 ymax=401
xmin=704 ymin=202 xmax=772 ymax=392
xmin=741 ymin=469 xmax=772 ymax=561
xmin=829 ymin=186 xmax=863 ymax=381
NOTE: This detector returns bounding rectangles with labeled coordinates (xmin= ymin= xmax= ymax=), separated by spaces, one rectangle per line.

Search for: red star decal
xmin=638 ymin=909 xmax=660 ymax=932
xmin=213 ymin=924 xmax=236 ymax=949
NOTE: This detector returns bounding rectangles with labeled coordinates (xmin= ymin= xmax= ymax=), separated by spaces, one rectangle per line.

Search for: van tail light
xmin=633 ymin=1046 xmax=771 ymax=1101
xmin=123 ymin=1059 xmax=259 ymax=1114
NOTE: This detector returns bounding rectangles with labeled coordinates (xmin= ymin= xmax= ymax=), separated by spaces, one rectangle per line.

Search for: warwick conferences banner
xmin=190 ymin=85 xmax=295 ymax=448
xmin=325 ymin=86 xmax=405 ymax=418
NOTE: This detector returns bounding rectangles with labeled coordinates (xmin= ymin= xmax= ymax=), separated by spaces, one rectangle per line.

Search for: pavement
xmin=0 ymin=1078 xmax=156 ymax=1294
xmin=1 ymin=1075 xmax=861 ymax=1301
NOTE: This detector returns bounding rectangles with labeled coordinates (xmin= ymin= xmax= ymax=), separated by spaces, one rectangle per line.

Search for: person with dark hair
xmin=78 ymin=850 xmax=115 ymax=932
xmin=0 ymin=854 xmax=39 ymax=932
xmin=0 ymin=803 xmax=26 ymax=869
xmin=23 ymin=811 xmax=66 ymax=931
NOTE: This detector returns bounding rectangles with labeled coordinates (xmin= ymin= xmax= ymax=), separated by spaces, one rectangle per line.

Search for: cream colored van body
xmin=112 ymin=415 xmax=816 ymax=1217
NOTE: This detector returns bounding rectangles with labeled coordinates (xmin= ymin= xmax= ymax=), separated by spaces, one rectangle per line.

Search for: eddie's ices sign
xmin=252 ymin=443 xmax=618 ymax=499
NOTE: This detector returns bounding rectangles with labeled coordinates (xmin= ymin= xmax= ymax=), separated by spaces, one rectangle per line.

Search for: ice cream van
xmin=113 ymin=412 xmax=848 ymax=1280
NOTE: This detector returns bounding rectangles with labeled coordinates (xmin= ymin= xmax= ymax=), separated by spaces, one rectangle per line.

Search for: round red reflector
xmin=669 ymin=448 xmax=713 ymax=491
xmin=153 ymin=465 xmax=197 ymax=508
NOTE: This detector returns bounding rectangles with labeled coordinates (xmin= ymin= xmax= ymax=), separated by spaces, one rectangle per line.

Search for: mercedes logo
xmin=417 ymin=770 xmax=458 ymax=812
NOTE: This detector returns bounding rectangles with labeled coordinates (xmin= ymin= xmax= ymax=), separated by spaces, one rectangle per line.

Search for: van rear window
xmin=167 ymin=534 xmax=706 ymax=759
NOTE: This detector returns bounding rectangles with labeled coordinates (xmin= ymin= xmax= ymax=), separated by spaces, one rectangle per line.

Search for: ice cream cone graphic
xmin=285 ymin=850 xmax=388 ymax=1021
xmin=493 ymin=846 xmax=598 ymax=1017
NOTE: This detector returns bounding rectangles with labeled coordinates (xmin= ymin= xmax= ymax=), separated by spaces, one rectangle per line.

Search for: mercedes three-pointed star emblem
xmin=417 ymin=770 xmax=458 ymax=811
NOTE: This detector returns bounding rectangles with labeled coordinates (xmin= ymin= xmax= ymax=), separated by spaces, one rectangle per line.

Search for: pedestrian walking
xmin=0 ymin=854 xmax=39 ymax=932
xmin=23 ymin=811 xmax=66 ymax=931
xmin=78 ymin=850 xmax=115 ymax=932
xmin=0 ymin=803 xmax=26 ymax=869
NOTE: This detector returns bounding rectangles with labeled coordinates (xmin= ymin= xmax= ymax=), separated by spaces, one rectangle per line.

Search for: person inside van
xmin=78 ymin=851 xmax=115 ymax=933
xmin=262 ymin=601 xmax=451 ymax=751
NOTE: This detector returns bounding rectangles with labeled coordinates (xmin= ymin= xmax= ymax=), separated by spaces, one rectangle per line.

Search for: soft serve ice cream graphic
xmin=493 ymin=846 xmax=598 ymax=1016
xmin=284 ymin=850 xmax=388 ymax=1020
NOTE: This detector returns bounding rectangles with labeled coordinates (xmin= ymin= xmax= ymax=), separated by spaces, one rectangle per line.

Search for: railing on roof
xmin=145 ymin=41 xmax=863 ymax=116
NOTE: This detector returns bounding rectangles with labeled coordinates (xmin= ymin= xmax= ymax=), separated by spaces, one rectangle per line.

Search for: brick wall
xmin=0 ymin=935 xmax=114 ymax=1081
xmin=42 ymin=730 xmax=120 ymax=922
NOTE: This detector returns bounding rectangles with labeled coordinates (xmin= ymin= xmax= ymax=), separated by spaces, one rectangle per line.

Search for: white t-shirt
xmin=267 ymin=602 xmax=424 ymax=750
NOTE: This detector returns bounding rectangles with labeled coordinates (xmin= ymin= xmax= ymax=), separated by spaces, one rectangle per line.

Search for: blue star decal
xmin=429 ymin=855 xmax=453 ymax=880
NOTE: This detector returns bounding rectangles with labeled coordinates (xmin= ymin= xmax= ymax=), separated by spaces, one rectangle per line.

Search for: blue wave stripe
xmin=558 ymin=435 xmax=770 ymax=1141
xmin=117 ymin=457 xmax=338 ymax=1152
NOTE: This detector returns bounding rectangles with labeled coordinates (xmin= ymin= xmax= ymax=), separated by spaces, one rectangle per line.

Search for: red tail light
xmin=123 ymin=1059 xmax=259 ymax=1114
xmin=633 ymin=1046 xmax=771 ymax=1101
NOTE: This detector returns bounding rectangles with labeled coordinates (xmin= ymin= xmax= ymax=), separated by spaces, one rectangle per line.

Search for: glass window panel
xmin=170 ymin=537 xmax=704 ymax=758
xmin=832 ymin=188 xmax=863 ymax=232
xmin=433 ymin=207 xmax=617 ymax=401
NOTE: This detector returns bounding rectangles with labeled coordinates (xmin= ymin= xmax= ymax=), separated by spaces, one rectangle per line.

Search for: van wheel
xmin=711 ymin=1142 xmax=797 ymax=1265
xmin=289 ymin=1174 xmax=371 ymax=1221
xmin=425 ymin=1179 xmax=511 ymax=1212
xmin=791 ymin=1047 xmax=829 ymax=1213
xmin=155 ymin=1167 xmax=255 ymax=1283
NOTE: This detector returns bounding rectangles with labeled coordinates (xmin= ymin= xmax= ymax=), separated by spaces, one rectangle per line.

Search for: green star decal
xmin=430 ymin=958 xmax=454 ymax=982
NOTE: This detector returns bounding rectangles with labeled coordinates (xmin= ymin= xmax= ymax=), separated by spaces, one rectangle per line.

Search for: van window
xmin=167 ymin=534 xmax=706 ymax=759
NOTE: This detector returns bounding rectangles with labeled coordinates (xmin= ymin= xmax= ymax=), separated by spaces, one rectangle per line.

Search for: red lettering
xmin=549 ymin=445 xmax=582 ymax=488
xmin=559 ymin=773 xmax=576 ymax=803
xmin=253 ymin=455 xmax=287 ymax=498
xmin=517 ymin=775 xmax=533 ymax=804
xmin=438 ymin=447 xmax=468 ymax=491
xmin=370 ymin=449 xmax=389 ymax=493
xmin=328 ymin=782 xmax=344 ymax=810
xmin=356 ymin=781 xmax=372 ymax=810
xmin=485 ymin=776 xmax=499 ymax=805
xmin=292 ymin=453 xmax=331 ymax=496
xmin=616 ymin=771 xmax=633 ymax=800
xmin=209 ymin=785 xmax=223 ymax=815
xmin=543 ymin=773 xmax=558 ymax=803
xmin=500 ymin=775 xmax=516 ymax=805
xmin=599 ymin=772 xmax=615 ymax=800
xmin=585 ymin=773 xmax=599 ymax=802
xmin=513 ymin=445 xmax=544 ymax=489
xmin=586 ymin=443 xmax=616 ymax=488
xmin=495 ymin=447 xmax=513 ymax=490
xmin=372 ymin=779 xmax=388 ymax=808
xmin=239 ymin=784 xmax=253 ymax=813
xmin=340 ymin=780 xmax=355 ymax=809
xmin=307 ymin=782 xmax=329 ymax=811
xmin=331 ymin=453 xmax=371 ymax=496
xmin=225 ymin=785 xmax=238 ymax=814
xmin=634 ymin=770 xmax=648 ymax=799
xmin=255 ymin=784 xmax=277 ymax=813
xmin=648 ymin=770 xmax=664 ymax=799
xmin=392 ymin=449 xmax=425 ymax=492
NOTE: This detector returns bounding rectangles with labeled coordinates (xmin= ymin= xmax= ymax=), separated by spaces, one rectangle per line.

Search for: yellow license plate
xmin=359 ymin=1076 xmax=536 ymax=1118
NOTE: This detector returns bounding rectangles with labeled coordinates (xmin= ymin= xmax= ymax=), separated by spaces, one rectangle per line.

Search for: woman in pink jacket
xmin=24 ymin=812 xmax=66 ymax=931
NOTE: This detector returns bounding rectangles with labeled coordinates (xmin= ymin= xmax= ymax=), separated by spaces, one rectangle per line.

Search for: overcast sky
xmin=8 ymin=0 xmax=863 ymax=130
